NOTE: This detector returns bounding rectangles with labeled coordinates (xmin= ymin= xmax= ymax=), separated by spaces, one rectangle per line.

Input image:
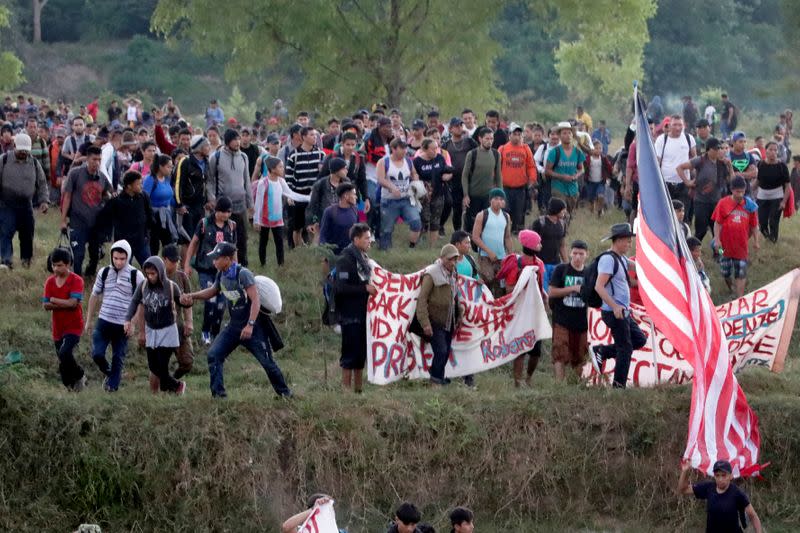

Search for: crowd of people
xmin=0 ymin=91 xmax=783 ymax=531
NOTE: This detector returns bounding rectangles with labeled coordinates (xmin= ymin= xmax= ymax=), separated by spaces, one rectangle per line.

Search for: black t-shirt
xmin=693 ymin=481 xmax=749 ymax=533
xmin=756 ymin=161 xmax=790 ymax=191
xmin=549 ymin=263 xmax=587 ymax=331
xmin=531 ymin=216 xmax=566 ymax=265
xmin=413 ymin=153 xmax=449 ymax=196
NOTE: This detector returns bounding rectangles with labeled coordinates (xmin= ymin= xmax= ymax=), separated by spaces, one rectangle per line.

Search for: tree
xmin=544 ymin=0 xmax=657 ymax=106
xmin=0 ymin=4 xmax=24 ymax=90
xmin=151 ymin=0 xmax=505 ymax=115
xmin=31 ymin=0 xmax=46 ymax=43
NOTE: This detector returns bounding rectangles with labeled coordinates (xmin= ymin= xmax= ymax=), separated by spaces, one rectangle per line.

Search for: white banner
xmin=583 ymin=270 xmax=800 ymax=386
xmin=298 ymin=501 xmax=339 ymax=533
xmin=367 ymin=265 xmax=552 ymax=385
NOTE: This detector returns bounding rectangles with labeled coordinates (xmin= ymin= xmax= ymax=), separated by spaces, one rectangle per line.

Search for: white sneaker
xmin=176 ymin=381 xmax=187 ymax=396
xmin=333 ymin=325 xmax=342 ymax=335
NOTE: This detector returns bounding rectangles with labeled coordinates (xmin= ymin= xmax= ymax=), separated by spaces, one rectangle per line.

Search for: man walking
xmin=0 ymin=133 xmax=49 ymax=269
xmin=590 ymin=223 xmax=647 ymax=388
xmin=462 ymin=127 xmax=502 ymax=233
xmin=499 ymin=123 xmax=537 ymax=233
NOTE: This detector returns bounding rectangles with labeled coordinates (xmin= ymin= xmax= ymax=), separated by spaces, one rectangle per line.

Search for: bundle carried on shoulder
xmin=254 ymin=275 xmax=282 ymax=314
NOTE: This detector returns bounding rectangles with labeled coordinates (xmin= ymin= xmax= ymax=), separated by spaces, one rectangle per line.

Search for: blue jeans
xmin=198 ymin=270 xmax=226 ymax=336
xmin=206 ymin=322 xmax=291 ymax=397
xmin=379 ymin=198 xmax=422 ymax=250
xmin=70 ymin=224 xmax=102 ymax=276
xmin=429 ymin=326 xmax=453 ymax=381
xmin=91 ymin=318 xmax=129 ymax=391
xmin=597 ymin=311 xmax=647 ymax=388
xmin=0 ymin=204 xmax=35 ymax=264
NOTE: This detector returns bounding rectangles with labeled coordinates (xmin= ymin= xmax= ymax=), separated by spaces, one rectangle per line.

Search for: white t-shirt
xmin=654 ymin=133 xmax=696 ymax=184
xmin=704 ymin=105 xmax=716 ymax=124
xmin=380 ymin=156 xmax=412 ymax=199
xmin=588 ymin=155 xmax=603 ymax=183
xmin=126 ymin=105 xmax=138 ymax=122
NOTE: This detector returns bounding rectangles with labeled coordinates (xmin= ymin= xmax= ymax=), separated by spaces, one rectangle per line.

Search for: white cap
xmin=14 ymin=133 xmax=32 ymax=151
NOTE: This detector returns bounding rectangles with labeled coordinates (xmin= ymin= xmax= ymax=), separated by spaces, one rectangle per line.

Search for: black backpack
xmin=99 ymin=265 xmax=140 ymax=293
xmin=581 ymin=251 xmax=627 ymax=309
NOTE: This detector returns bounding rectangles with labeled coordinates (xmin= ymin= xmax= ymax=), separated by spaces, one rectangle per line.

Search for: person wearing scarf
xmin=333 ymin=223 xmax=376 ymax=393
xmin=416 ymin=244 xmax=463 ymax=385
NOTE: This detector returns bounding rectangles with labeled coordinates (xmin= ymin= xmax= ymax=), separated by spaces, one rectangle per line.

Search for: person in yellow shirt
xmin=576 ymin=105 xmax=593 ymax=131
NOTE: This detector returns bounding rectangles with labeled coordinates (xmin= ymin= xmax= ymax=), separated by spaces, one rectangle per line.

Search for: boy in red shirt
xmin=497 ymin=229 xmax=547 ymax=387
xmin=712 ymin=176 xmax=759 ymax=297
xmin=42 ymin=248 xmax=86 ymax=391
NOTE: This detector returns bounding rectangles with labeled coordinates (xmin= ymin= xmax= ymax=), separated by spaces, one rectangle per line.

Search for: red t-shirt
xmin=711 ymin=196 xmax=758 ymax=260
xmin=43 ymin=273 xmax=85 ymax=340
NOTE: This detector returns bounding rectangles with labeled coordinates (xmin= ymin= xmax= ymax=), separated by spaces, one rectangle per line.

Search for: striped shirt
xmin=92 ymin=265 xmax=146 ymax=325
xmin=285 ymin=147 xmax=324 ymax=196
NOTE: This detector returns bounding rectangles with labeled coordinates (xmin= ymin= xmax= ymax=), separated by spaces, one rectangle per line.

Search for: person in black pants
xmin=589 ymin=223 xmax=647 ymax=388
xmin=755 ymin=142 xmax=791 ymax=243
xmin=333 ymin=223 xmax=376 ymax=393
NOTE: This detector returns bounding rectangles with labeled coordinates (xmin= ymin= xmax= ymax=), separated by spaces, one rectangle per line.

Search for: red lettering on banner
xmin=736 ymin=296 xmax=752 ymax=315
xmin=632 ymin=359 xmax=651 ymax=385
xmin=463 ymin=304 xmax=489 ymax=325
xmin=590 ymin=313 xmax=612 ymax=343
xmin=401 ymin=274 xmax=421 ymax=292
xmin=371 ymin=268 xmax=389 ymax=290
xmin=751 ymin=289 xmax=769 ymax=312
xmin=372 ymin=341 xmax=387 ymax=367
xmin=453 ymin=326 xmax=472 ymax=342
xmin=753 ymin=334 xmax=776 ymax=356
xmin=658 ymin=337 xmax=680 ymax=359
xmin=370 ymin=316 xmax=392 ymax=339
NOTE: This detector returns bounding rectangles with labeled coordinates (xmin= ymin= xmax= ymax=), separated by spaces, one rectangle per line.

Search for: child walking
xmin=42 ymin=248 xmax=87 ymax=391
xmin=125 ymin=256 xmax=190 ymax=394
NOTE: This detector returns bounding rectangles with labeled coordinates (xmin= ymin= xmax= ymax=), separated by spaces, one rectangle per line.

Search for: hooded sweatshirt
xmin=207 ymin=147 xmax=252 ymax=213
xmin=0 ymin=152 xmax=49 ymax=208
xmin=126 ymin=256 xmax=184 ymax=336
xmin=92 ymin=239 xmax=145 ymax=325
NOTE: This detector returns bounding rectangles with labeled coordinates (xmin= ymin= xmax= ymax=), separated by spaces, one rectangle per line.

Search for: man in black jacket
xmin=334 ymin=223 xmax=376 ymax=393
xmin=108 ymin=170 xmax=153 ymax=267
xmin=174 ymin=135 xmax=210 ymax=239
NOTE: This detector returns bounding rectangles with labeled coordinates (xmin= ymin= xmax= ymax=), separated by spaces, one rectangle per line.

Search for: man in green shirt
xmin=462 ymin=127 xmax=502 ymax=233
xmin=545 ymin=121 xmax=585 ymax=219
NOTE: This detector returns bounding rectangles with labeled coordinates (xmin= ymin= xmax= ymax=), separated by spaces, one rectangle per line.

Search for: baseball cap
xmin=207 ymin=241 xmax=237 ymax=259
xmin=696 ymin=118 xmax=710 ymax=128
xmin=508 ymin=122 xmax=523 ymax=133
xmin=161 ymin=244 xmax=181 ymax=262
xmin=13 ymin=133 xmax=32 ymax=151
xmin=448 ymin=117 xmax=464 ymax=128
xmin=411 ymin=119 xmax=426 ymax=130
xmin=731 ymin=131 xmax=746 ymax=142
xmin=215 ymin=196 xmax=233 ymax=212
xmin=440 ymin=243 xmax=459 ymax=259
xmin=712 ymin=460 xmax=732 ymax=474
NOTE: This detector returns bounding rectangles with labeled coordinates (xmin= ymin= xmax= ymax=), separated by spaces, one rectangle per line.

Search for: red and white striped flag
xmin=632 ymin=86 xmax=764 ymax=477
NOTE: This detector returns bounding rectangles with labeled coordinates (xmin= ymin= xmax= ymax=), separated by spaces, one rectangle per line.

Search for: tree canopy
xmin=0 ymin=3 xmax=24 ymax=91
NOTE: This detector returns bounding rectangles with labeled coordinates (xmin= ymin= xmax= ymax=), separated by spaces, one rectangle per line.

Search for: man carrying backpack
xmin=588 ymin=223 xmax=647 ymax=389
xmin=84 ymin=239 xmax=145 ymax=392
xmin=462 ymin=127 xmax=502 ymax=233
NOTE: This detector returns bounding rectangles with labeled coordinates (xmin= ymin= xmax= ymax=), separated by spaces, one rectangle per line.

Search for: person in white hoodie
xmin=84 ymin=239 xmax=145 ymax=392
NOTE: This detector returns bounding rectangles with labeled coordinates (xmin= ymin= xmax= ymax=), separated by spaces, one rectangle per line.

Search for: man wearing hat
xmin=208 ymin=128 xmax=252 ymax=265
xmin=181 ymin=242 xmax=292 ymax=398
xmin=545 ymin=121 xmax=585 ymax=216
xmin=471 ymin=188 xmax=512 ymax=297
xmin=0 ymin=133 xmax=49 ymax=269
xmin=678 ymin=459 xmax=763 ymax=532
xmin=407 ymin=119 xmax=426 ymax=154
xmin=415 ymin=243 xmax=463 ymax=385
xmin=499 ymin=122 xmax=537 ymax=233
xmin=174 ymin=134 xmax=211 ymax=238
xmin=695 ymin=119 xmax=712 ymax=154
xmin=728 ymin=131 xmax=758 ymax=185
xmin=589 ymin=223 xmax=647 ymax=388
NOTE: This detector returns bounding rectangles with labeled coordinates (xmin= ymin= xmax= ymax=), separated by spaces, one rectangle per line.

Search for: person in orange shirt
xmin=499 ymin=123 xmax=537 ymax=233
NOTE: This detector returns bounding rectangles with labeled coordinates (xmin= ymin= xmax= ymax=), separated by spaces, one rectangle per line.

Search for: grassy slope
xmin=1 ymin=207 xmax=799 ymax=532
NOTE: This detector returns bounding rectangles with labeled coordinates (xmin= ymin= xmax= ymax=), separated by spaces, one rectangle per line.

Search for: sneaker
xmin=176 ymin=381 xmax=187 ymax=396
xmin=590 ymin=345 xmax=605 ymax=374
xmin=333 ymin=324 xmax=342 ymax=335
xmin=430 ymin=376 xmax=451 ymax=386
xmin=0 ymin=262 xmax=11 ymax=271
xmin=201 ymin=331 xmax=212 ymax=346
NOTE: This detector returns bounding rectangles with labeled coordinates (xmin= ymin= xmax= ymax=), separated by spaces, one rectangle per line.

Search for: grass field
xmin=1 ymin=205 xmax=799 ymax=532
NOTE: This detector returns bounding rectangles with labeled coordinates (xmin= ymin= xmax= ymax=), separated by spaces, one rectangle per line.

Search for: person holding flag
xmin=630 ymin=83 xmax=763 ymax=479
xmin=281 ymin=494 xmax=346 ymax=533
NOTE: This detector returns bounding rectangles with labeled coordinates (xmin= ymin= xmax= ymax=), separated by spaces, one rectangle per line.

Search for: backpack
xmin=99 ymin=265 xmax=140 ymax=294
xmin=534 ymin=215 xmax=566 ymax=236
xmin=467 ymin=147 xmax=500 ymax=178
xmin=463 ymin=254 xmax=478 ymax=278
xmin=581 ymin=251 xmax=627 ymax=309
xmin=475 ymin=207 xmax=510 ymax=237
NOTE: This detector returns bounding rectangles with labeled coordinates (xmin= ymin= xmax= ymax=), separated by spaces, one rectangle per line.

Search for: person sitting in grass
xmin=449 ymin=507 xmax=475 ymax=533
xmin=42 ymin=247 xmax=87 ymax=391
xmin=678 ymin=459 xmax=763 ymax=533
xmin=387 ymin=502 xmax=422 ymax=533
